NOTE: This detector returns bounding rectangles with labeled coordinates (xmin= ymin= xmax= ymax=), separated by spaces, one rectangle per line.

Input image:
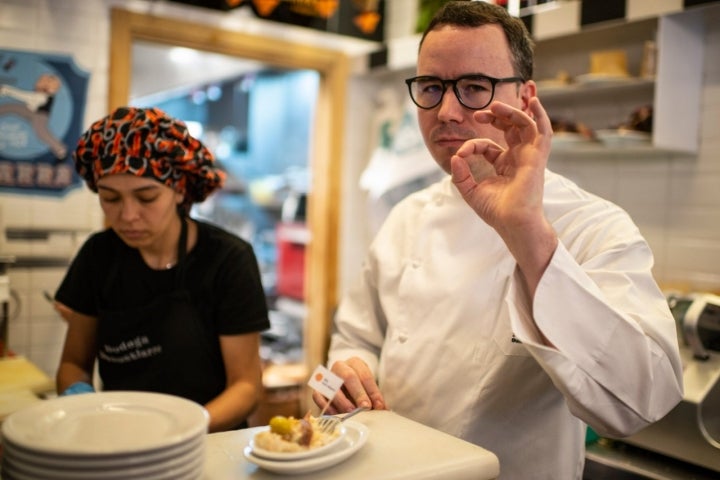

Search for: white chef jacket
xmin=328 ymin=170 xmax=684 ymax=479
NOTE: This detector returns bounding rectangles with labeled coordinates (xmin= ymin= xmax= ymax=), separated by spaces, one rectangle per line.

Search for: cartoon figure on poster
xmin=0 ymin=50 xmax=88 ymax=195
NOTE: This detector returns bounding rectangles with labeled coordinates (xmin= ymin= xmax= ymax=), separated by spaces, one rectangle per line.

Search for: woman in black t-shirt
xmin=54 ymin=107 xmax=270 ymax=432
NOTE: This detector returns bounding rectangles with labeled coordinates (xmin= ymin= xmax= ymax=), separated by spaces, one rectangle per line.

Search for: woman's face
xmin=96 ymin=174 xmax=183 ymax=250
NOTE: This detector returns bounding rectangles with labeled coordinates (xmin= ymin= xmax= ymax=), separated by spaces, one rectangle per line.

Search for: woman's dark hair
xmin=419 ymin=0 xmax=535 ymax=81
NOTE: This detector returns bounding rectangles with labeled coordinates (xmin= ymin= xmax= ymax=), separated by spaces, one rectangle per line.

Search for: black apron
xmin=96 ymin=219 xmax=225 ymax=405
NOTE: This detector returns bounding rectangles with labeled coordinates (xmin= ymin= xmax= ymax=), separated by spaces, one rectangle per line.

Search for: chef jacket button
xmin=412 ymin=260 xmax=420 ymax=268
xmin=398 ymin=335 xmax=407 ymax=343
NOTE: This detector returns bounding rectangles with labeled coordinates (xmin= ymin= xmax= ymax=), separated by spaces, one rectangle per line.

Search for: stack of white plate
xmin=1 ymin=391 xmax=209 ymax=480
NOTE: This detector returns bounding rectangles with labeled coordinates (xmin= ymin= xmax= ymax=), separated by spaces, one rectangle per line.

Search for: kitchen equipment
xmin=276 ymin=222 xmax=309 ymax=300
xmin=622 ymin=293 xmax=720 ymax=472
xmin=683 ymin=293 xmax=720 ymax=360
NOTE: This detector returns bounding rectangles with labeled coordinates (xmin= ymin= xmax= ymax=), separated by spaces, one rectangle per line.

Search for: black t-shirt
xmin=56 ymin=219 xmax=270 ymax=336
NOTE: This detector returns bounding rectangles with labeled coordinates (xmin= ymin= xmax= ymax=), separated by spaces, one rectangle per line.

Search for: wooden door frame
xmin=109 ymin=8 xmax=348 ymax=390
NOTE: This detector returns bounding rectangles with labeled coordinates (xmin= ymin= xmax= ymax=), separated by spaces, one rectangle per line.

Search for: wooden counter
xmin=0 ymin=356 xmax=54 ymax=421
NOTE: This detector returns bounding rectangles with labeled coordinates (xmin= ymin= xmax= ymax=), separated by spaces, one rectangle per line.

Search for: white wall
xmin=546 ymin=5 xmax=720 ymax=291
xmin=1 ymin=0 xmax=719 ymax=378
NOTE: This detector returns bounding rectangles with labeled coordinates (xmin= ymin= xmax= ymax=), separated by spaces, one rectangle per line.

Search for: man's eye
xmin=100 ymin=196 xmax=119 ymax=203
xmin=421 ymin=83 xmax=442 ymax=94
xmin=463 ymin=82 xmax=490 ymax=93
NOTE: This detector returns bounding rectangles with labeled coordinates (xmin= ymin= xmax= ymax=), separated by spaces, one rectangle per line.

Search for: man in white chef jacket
xmin=314 ymin=2 xmax=684 ymax=479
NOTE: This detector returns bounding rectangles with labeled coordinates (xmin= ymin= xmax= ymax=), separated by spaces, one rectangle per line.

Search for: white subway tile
xmin=7 ymin=322 xmax=30 ymax=355
xmin=616 ymin=172 xmax=670 ymax=209
xmin=7 ymin=267 xmax=30 ymax=289
xmin=665 ymin=236 xmax=720 ymax=273
xmin=27 ymin=290 xmax=57 ymax=317
xmin=27 ymin=345 xmax=63 ymax=378
xmin=30 ymin=317 xmax=67 ymax=347
xmin=0 ymin=3 xmax=36 ymax=31
xmin=0 ymin=32 xmax=39 ymax=50
xmin=669 ymin=172 xmax=720 ymax=208
xmin=1 ymin=196 xmax=33 ymax=227
xmin=666 ymin=207 xmax=720 ymax=240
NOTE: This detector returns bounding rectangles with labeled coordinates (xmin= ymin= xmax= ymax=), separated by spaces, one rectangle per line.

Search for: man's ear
xmin=520 ymin=80 xmax=538 ymax=113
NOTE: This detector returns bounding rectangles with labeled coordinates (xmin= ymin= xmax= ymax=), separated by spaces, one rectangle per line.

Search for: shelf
xmin=537 ymin=76 xmax=654 ymax=100
xmin=549 ymin=143 xmax=691 ymax=160
xmin=535 ymin=9 xmax=705 ymax=155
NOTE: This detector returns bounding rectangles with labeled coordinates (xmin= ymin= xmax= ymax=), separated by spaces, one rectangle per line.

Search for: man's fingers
xmin=529 ymin=97 xmax=552 ymax=137
xmin=343 ymin=357 xmax=383 ymax=410
xmin=312 ymin=390 xmax=340 ymax=415
xmin=478 ymin=102 xmax=540 ymax=144
xmin=326 ymin=358 xmax=386 ymax=412
xmin=454 ymin=137 xmax=504 ymax=161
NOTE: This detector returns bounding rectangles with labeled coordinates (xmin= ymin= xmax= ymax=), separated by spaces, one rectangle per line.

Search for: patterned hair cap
xmin=73 ymin=106 xmax=225 ymax=211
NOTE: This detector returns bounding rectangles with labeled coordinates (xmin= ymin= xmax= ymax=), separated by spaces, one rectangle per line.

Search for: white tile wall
xmin=5 ymin=266 xmax=68 ymax=374
xmin=1 ymin=0 xmax=720 ymax=380
xmin=0 ymin=0 xmax=107 ymax=376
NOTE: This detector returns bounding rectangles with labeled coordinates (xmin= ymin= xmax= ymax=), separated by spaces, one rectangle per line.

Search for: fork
xmin=317 ymin=405 xmax=370 ymax=434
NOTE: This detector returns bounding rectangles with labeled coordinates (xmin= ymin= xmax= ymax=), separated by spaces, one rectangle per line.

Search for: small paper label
xmin=307 ymin=364 xmax=344 ymax=400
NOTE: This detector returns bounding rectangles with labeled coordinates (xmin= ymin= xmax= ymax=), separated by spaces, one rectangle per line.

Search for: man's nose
xmin=436 ymin=85 xmax=465 ymax=122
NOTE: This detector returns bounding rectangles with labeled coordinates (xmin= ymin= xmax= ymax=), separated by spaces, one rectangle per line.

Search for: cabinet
xmin=380 ymin=7 xmax=708 ymax=158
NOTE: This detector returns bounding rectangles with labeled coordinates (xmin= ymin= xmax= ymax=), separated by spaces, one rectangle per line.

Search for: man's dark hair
xmin=419 ymin=0 xmax=535 ymax=81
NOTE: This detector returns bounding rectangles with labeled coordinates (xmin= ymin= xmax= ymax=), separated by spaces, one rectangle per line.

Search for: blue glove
xmin=61 ymin=381 xmax=95 ymax=396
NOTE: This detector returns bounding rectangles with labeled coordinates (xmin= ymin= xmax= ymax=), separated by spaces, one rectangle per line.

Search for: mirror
xmin=109 ymin=7 xmax=351 ymax=402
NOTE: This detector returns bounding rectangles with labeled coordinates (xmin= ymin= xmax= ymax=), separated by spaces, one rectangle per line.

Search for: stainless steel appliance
xmin=622 ymin=293 xmax=720 ymax=472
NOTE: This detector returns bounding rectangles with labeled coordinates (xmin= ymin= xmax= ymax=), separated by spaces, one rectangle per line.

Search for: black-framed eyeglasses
xmin=405 ymin=74 xmax=525 ymax=110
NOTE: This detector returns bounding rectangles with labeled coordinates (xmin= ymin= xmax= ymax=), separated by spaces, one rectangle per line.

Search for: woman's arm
xmin=55 ymin=302 xmax=98 ymax=393
xmin=204 ymin=332 xmax=264 ymax=433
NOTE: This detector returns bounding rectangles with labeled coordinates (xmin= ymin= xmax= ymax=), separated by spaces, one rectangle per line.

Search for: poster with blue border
xmin=0 ymin=49 xmax=89 ymax=196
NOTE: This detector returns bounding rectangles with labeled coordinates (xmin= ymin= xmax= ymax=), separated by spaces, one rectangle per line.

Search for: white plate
xmin=249 ymin=424 xmax=346 ymax=461
xmin=2 ymin=432 xmax=204 ymax=468
xmin=1 ymin=455 xmax=204 ymax=480
xmin=1 ymin=391 xmax=209 ymax=456
xmin=575 ymin=73 xmax=632 ymax=86
xmin=536 ymin=79 xmax=571 ymax=92
xmin=596 ymin=129 xmax=651 ymax=146
xmin=243 ymin=420 xmax=369 ymax=475
xmin=552 ymin=132 xmax=592 ymax=145
xmin=2 ymin=449 xmax=204 ymax=480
